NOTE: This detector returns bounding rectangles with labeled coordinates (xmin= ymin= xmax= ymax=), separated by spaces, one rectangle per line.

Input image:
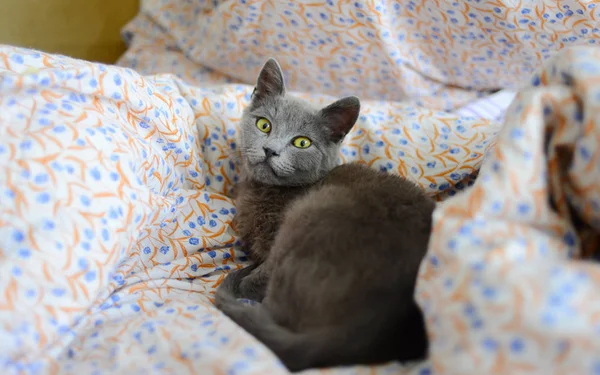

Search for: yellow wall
xmin=0 ymin=0 xmax=140 ymax=63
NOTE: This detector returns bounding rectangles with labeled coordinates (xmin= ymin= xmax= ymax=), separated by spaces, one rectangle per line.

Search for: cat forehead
xmin=251 ymin=96 xmax=320 ymax=125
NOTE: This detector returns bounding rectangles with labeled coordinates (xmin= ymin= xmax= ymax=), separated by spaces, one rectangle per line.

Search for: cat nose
xmin=263 ymin=147 xmax=278 ymax=158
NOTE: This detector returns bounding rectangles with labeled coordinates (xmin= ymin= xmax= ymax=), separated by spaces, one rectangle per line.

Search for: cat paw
xmin=238 ymin=274 xmax=267 ymax=302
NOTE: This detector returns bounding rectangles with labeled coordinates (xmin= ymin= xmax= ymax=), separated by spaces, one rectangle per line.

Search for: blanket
xmin=417 ymin=46 xmax=600 ymax=374
xmin=2 ymin=0 xmax=600 ymax=374
xmin=0 ymin=45 xmax=488 ymax=375
xmin=118 ymin=0 xmax=600 ymax=110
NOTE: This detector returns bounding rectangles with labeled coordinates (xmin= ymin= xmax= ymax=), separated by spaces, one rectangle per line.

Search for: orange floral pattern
xmin=2 ymin=0 xmax=600 ymax=374
xmin=120 ymin=0 xmax=600 ymax=109
xmin=0 ymin=45 xmax=490 ymax=374
xmin=418 ymin=46 xmax=600 ymax=374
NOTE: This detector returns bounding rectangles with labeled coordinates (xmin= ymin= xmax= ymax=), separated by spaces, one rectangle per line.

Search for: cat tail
xmin=215 ymin=268 xmax=335 ymax=372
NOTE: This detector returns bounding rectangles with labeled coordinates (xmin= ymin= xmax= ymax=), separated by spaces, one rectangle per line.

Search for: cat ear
xmin=253 ymin=58 xmax=285 ymax=102
xmin=320 ymin=96 xmax=360 ymax=143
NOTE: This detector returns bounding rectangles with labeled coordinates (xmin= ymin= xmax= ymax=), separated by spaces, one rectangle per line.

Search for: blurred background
xmin=0 ymin=0 xmax=139 ymax=63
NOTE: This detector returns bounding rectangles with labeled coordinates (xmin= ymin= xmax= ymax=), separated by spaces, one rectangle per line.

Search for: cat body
xmin=234 ymin=181 xmax=308 ymax=264
xmin=216 ymin=58 xmax=434 ymax=372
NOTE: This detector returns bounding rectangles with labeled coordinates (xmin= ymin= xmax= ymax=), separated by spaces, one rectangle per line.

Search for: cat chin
xmin=249 ymin=162 xmax=288 ymax=185
xmin=244 ymin=160 xmax=321 ymax=186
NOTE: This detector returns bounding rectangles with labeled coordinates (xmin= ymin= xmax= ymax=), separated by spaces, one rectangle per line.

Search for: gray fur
xmin=239 ymin=58 xmax=359 ymax=186
xmin=216 ymin=58 xmax=433 ymax=372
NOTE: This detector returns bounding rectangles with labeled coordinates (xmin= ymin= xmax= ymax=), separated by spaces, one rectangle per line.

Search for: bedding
xmin=0 ymin=45 xmax=481 ymax=375
xmin=417 ymin=46 xmax=600 ymax=374
xmin=1 ymin=1 xmax=600 ymax=374
xmin=118 ymin=0 xmax=600 ymax=110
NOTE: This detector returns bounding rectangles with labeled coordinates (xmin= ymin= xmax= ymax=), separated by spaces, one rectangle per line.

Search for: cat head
xmin=240 ymin=58 xmax=360 ymax=186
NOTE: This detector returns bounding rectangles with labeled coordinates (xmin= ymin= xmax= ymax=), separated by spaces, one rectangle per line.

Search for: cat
xmin=215 ymin=58 xmax=434 ymax=372
xmin=230 ymin=58 xmax=361 ymax=298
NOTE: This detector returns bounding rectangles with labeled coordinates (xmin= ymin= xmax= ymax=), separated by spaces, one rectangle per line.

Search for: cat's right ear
xmin=320 ymin=96 xmax=360 ymax=143
xmin=253 ymin=58 xmax=286 ymax=102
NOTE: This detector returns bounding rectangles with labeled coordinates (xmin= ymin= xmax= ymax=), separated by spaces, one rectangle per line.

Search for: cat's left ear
xmin=320 ymin=96 xmax=360 ymax=143
xmin=253 ymin=58 xmax=286 ymax=102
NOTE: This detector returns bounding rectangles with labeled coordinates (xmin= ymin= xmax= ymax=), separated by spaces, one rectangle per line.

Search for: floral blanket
xmin=1 ymin=0 xmax=600 ymax=374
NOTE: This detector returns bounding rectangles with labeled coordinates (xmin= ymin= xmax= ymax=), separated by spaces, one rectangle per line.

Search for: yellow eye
xmin=256 ymin=118 xmax=271 ymax=133
xmin=292 ymin=137 xmax=312 ymax=149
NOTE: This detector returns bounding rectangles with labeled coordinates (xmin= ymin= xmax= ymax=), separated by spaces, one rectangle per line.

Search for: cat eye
xmin=292 ymin=136 xmax=312 ymax=149
xmin=256 ymin=118 xmax=271 ymax=133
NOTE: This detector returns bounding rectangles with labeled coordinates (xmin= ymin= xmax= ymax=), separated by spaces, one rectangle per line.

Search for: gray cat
xmin=215 ymin=58 xmax=434 ymax=372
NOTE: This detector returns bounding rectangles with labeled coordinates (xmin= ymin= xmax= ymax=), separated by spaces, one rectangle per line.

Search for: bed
xmin=1 ymin=1 xmax=599 ymax=374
